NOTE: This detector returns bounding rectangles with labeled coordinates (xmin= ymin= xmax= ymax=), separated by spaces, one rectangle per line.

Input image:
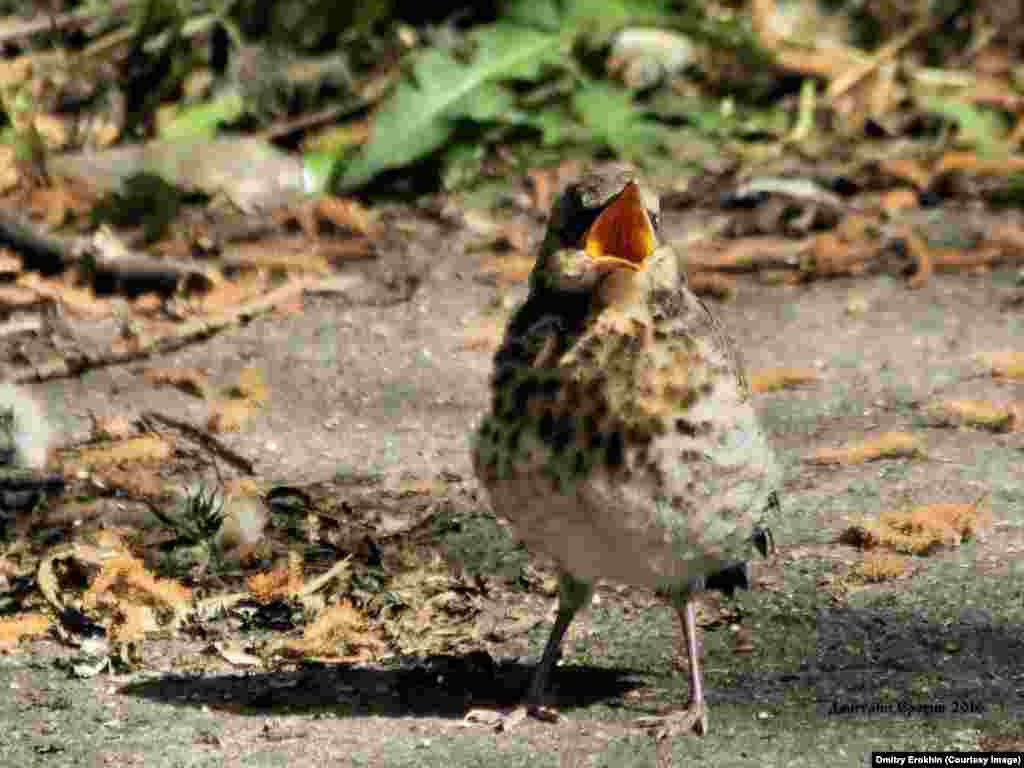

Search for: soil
xmin=2 ymin=200 xmax=1024 ymax=767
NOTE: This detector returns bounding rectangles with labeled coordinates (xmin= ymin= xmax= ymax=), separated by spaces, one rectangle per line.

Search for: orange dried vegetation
xmin=851 ymin=552 xmax=910 ymax=583
xmin=806 ymin=431 xmax=921 ymax=465
xmin=277 ymin=601 xmax=387 ymax=662
xmin=0 ymin=614 xmax=52 ymax=651
xmin=686 ymin=270 xmax=737 ymax=300
xmin=248 ymin=551 xmax=304 ymax=601
xmin=926 ymin=399 xmax=1021 ymax=432
xmin=981 ymin=351 xmax=1024 ymax=379
xmin=63 ymin=435 xmax=174 ymax=472
xmin=749 ymin=367 xmax=820 ymax=394
xmin=84 ymin=553 xmax=192 ymax=611
xmin=840 ymin=499 xmax=992 ymax=556
xmin=144 ymin=367 xmax=213 ymax=399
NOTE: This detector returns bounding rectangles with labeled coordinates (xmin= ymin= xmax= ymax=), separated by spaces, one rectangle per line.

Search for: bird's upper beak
xmin=583 ymin=181 xmax=657 ymax=272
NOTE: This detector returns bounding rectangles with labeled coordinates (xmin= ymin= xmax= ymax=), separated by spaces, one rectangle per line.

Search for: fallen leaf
xmin=0 ymin=614 xmax=52 ymax=652
xmin=144 ymin=367 xmax=213 ymax=399
xmin=840 ymin=498 xmax=991 ymax=555
xmin=64 ymin=435 xmax=174 ymax=472
xmin=207 ymin=398 xmax=258 ymax=433
xmin=686 ymin=270 xmax=737 ymax=300
xmin=980 ymin=351 xmax=1024 ymax=379
xmin=805 ymin=431 xmax=921 ymax=465
xmin=925 ymin=398 xmax=1019 ymax=432
xmin=749 ymin=367 xmax=820 ymax=394
xmin=850 ymin=552 xmax=909 ymax=582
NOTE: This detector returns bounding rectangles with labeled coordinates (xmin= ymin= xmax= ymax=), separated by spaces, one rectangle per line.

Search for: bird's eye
xmin=649 ymin=211 xmax=661 ymax=231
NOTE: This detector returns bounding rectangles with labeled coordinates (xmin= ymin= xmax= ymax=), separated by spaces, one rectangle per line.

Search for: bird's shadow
xmin=120 ymin=652 xmax=643 ymax=719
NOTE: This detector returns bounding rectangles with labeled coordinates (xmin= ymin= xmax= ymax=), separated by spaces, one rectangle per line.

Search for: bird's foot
xmin=464 ymin=703 xmax=562 ymax=732
xmin=635 ymin=701 xmax=707 ymax=739
xmin=508 ymin=703 xmax=562 ymax=727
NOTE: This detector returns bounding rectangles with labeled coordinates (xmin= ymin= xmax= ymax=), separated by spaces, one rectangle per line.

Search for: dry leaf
xmin=0 ymin=614 xmax=52 ymax=652
xmin=230 ymin=366 xmax=270 ymax=405
xmin=901 ymin=227 xmax=933 ymax=288
xmin=805 ymin=431 xmax=921 ymax=465
xmin=221 ymin=240 xmax=332 ymax=276
xmin=89 ymin=413 xmax=136 ymax=441
xmin=276 ymin=601 xmax=385 ymax=662
xmin=840 ymin=498 xmax=991 ymax=555
xmin=311 ymin=196 xmax=378 ymax=237
xmin=144 ymin=367 xmax=213 ymax=399
xmin=248 ymin=565 xmax=294 ymax=602
xmin=64 ymin=435 xmax=173 ymax=472
xmin=0 ymin=146 xmax=20 ymax=192
xmin=683 ymin=237 xmax=803 ymax=272
xmin=850 ymin=552 xmax=909 ymax=582
xmin=749 ymin=367 xmax=820 ymax=394
xmin=803 ymin=231 xmax=873 ymax=277
xmin=17 ymin=272 xmax=110 ymax=318
xmin=926 ymin=399 xmax=1019 ymax=432
xmin=478 ymin=252 xmax=534 ymax=285
xmin=880 ymin=187 xmax=919 ymax=214
xmin=980 ymin=351 xmax=1024 ymax=379
xmin=936 ymin=151 xmax=1024 ymax=176
xmin=686 ymin=270 xmax=737 ymax=300
xmin=207 ymin=398 xmax=258 ymax=432
xmin=878 ymin=158 xmax=932 ymax=190
xmin=198 ymin=270 xmax=273 ymax=313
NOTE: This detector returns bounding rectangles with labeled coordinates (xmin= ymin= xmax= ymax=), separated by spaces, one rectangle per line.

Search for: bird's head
xmin=532 ymin=168 xmax=662 ymax=294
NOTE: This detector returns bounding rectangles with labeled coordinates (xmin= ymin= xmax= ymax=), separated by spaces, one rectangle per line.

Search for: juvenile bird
xmin=472 ymin=167 xmax=780 ymax=736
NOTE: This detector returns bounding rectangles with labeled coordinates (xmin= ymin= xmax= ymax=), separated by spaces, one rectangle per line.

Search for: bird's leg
xmin=520 ymin=570 xmax=593 ymax=720
xmin=637 ymin=596 xmax=708 ymax=737
xmin=678 ymin=598 xmax=708 ymax=734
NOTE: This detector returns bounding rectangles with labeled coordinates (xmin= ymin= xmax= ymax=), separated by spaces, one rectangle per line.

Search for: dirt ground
xmin=2 ymin=200 xmax=1024 ymax=767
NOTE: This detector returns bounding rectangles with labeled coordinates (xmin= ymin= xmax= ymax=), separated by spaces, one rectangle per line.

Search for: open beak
xmin=583 ymin=181 xmax=657 ymax=272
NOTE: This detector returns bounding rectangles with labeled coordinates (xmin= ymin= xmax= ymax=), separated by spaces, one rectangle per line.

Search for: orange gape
xmin=583 ymin=181 xmax=657 ymax=270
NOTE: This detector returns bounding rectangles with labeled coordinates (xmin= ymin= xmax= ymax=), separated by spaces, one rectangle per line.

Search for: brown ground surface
xmin=3 ymin=201 xmax=1024 ymax=767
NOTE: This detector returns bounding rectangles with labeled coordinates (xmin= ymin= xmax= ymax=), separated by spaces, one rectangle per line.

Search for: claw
xmin=635 ymin=702 xmax=708 ymax=738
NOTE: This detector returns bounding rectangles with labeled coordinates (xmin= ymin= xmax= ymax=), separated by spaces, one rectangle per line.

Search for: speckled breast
xmin=474 ymin=271 xmax=779 ymax=590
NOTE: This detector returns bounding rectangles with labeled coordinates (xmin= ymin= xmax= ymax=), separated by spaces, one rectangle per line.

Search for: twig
xmin=827 ymin=19 xmax=930 ymax=101
xmin=680 ymin=237 xmax=806 ymax=272
xmin=140 ymin=411 xmax=255 ymax=475
xmin=7 ymin=277 xmax=317 ymax=384
xmin=0 ymin=2 xmax=133 ymax=45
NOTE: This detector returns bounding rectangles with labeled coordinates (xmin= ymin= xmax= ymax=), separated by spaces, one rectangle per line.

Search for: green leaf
xmin=452 ymin=82 xmax=523 ymax=123
xmin=336 ymin=22 xmax=561 ymax=191
xmin=303 ymin=150 xmax=338 ymax=195
xmin=572 ymin=80 xmax=664 ymax=159
xmin=506 ymin=0 xmax=670 ymax=36
xmin=922 ymin=97 xmax=1010 ymax=156
xmin=527 ymin=106 xmax=587 ymax=147
xmin=159 ymin=91 xmax=245 ymax=141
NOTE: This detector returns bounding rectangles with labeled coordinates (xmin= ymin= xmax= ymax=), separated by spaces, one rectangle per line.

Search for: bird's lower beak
xmin=583 ymin=181 xmax=657 ymax=271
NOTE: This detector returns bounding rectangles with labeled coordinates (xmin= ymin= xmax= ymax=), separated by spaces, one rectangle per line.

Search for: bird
xmin=472 ymin=166 xmax=780 ymax=737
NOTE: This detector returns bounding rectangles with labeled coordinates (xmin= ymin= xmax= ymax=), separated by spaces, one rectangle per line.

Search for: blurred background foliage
xmin=1 ymin=0 xmax=1023 ymax=200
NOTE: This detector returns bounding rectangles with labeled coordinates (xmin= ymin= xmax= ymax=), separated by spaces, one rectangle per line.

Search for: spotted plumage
xmin=472 ymin=167 xmax=780 ymax=736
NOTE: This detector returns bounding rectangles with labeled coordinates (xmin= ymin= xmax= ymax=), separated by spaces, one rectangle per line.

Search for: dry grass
xmin=980 ymin=351 xmax=1024 ymax=379
xmin=850 ymin=552 xmax=910 ymax=582
xmin=805 ymin=431 xmax=921 ymax=465
xmin=926 ymin=398 xmax=1021 ymax=432
xmin=840 ymin=498 xmax=992 ymax=555
xmin=750 ymin=367 xmax=821 ymax=394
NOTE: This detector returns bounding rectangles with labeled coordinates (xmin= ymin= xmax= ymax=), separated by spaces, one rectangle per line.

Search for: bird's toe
xmin=635 ymin=701 xmax=708 ymax=739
